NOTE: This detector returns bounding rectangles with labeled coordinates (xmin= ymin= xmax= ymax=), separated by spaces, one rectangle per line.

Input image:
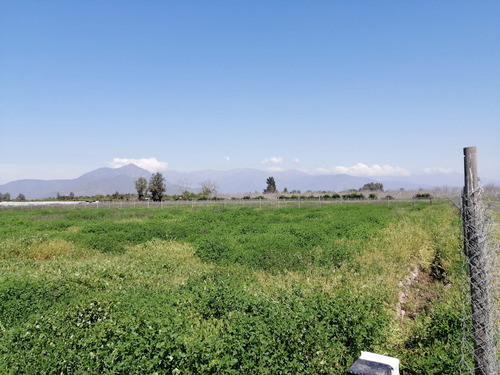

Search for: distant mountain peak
xmin=76 ymin=164 xmax=151 ymax=181
xmin=114 ymin=163 xmax=152 ymax=176
xmin=118 ymin=163 xmax=148 ymax=172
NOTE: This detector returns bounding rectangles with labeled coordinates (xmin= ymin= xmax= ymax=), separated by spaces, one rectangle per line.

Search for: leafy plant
xmin=0 ymin=201 xmax=466 ymax=374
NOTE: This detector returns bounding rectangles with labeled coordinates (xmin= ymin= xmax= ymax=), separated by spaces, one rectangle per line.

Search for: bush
xmin=360 ymin=182 xmax=384 ymax=192
xmin=414 ymin=193 xmax=432 ymax=199
xmin=342 ymin=192 xmax=365 ymax=200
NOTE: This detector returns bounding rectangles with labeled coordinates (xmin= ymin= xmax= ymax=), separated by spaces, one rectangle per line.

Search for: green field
xmin=0 ymin=202 xmax=465 ymax=374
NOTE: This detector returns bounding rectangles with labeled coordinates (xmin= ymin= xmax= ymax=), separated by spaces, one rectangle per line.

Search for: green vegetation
xmin=148 ymin=172 xmax=166 ymax=202
xmin=0 ymin=192 xmax=11 ymax=201
xmin=414 ymin=193 xmax=432 ymax=199
xmin=342 ymin=192 xmax=365 ymax=200
xmin=14 ymin=193 xmax=26 ymax=202
xmin=360 ymin=182 xmax=384 ymax=192
xmin=134 ymin=177 xmax=148 ymax=201
xmin=0 ymin=202 xmax=466 ymax=373
xmin=264 ymin=176 xmax=277 ymax=194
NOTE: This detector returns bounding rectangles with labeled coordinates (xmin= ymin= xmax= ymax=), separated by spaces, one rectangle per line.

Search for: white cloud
xmin=224 ymin=156 xmax=231 ymax=161
xmin=423 ymin=167 xmax=454 ymax=175
xmin=292 ymin=158 xmax=300 ymax=164
xmin=261 ymin=156 xmax=283 ymax=165
xmin=316 ymin=163 xmax=410 ymax=177
xmin=110 ymin=157 xmax=168 ymax=172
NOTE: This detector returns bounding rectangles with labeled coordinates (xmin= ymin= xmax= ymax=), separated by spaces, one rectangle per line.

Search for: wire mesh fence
xmin=460 ymin=170 xmax=500 ymax=373
xmin=0 ymin=196 xmax=437 ymax=211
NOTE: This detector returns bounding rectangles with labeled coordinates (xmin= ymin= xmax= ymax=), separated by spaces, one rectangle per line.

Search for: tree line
xmin=135 ymin=175 xmax=389 ymax=202
xmin=0 ymin=192 xmax=26 ymax=202
xmin=134 ymin=173 xmax=220 ymax=202
xmin=263 ymin=177 xmax=385 ymax=195
xmin=1 ymin=175 xmax=402 ymax=203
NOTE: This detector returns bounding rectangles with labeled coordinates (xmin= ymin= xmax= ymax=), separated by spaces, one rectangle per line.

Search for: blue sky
xmin=1 ymin=1 xmax=499 ymax=184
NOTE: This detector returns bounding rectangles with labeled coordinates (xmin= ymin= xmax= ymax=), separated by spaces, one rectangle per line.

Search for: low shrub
xmin=414 ymin=193 xmax=432 ymax=199
xmin=342 ymin=192 xmax=365 ymax=200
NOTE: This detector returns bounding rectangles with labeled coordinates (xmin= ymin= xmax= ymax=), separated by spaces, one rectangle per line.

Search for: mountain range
xmin=0 ymin=163 xmax=478 ymax=200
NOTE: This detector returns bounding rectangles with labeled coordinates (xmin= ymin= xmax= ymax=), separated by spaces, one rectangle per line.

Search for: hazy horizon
xmin=0 ymin=160 xmax=471 ymax=186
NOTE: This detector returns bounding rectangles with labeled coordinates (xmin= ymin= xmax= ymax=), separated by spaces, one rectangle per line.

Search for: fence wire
xmin=460 ymin=187 xmax=500 ymax=375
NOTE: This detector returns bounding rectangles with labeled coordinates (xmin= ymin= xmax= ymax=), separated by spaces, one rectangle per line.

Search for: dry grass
xmin=0 ymin=237 xmax=213 ymax=292
xmin=1 ymin=236 xmax=75 ymax=260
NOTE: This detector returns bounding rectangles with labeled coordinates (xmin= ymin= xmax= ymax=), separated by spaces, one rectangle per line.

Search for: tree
xmin=134 ymin=177 xmax=148 ymax=200
xmin=15 ymin=193 xmax=26 ymax=202
xmin=360 ymin=182 xmax=384 ymax=192
xmin=177 ymin=179 xmax=191 ymax=200
xmin=200 ymin=180 xmax=218 ymax=199
xmin=264 ymin=176 xmax=277 ymax=194
xmin=149 ymin=173 xmax=166 ymax=201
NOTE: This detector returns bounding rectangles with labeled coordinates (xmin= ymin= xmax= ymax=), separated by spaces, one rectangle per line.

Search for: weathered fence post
xmin=462 ymin=146 xmax=496 ymax=375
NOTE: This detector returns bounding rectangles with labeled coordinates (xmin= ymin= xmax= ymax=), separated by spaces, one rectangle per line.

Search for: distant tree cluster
xmin=0 ymin=192 xmax=25 ymax=201
xmin=342 ymin=192 xmax=365 ymax=200
xmin=360 ymin=182 xmax=384 ymax=192
xmin=15 ymin=193 xmax=26 ymax=202
xmin=278 ymin=193 xmax=342 ymax=200
xmin=134 ymin=173 xmax=167 ymax=202
xmin=56 ymin=192 xmax=77 ymax=200
xmin=54 ymin=191 xmax=134 ymax=201
xmin=0 ymin=192 xmax=12 ymax=201
xmin=57 ymin=193 xmax=136 ymax=202
xmin=414 ymin=193 xmax=432 ymax=199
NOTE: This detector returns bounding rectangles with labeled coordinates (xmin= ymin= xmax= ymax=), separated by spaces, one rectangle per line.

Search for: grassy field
xmin=0 ymin=201 xmax=465 ymax=374
xmin=489 ymin=201 xmax=500 ymax=239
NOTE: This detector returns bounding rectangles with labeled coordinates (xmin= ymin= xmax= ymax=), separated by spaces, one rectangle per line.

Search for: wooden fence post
xmin=463 ymin=146 xmax=495 ymax=375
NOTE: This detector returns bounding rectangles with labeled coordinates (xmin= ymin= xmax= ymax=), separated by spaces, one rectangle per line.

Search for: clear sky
xmin=1 ymin=1 xmax=499 ymax=184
